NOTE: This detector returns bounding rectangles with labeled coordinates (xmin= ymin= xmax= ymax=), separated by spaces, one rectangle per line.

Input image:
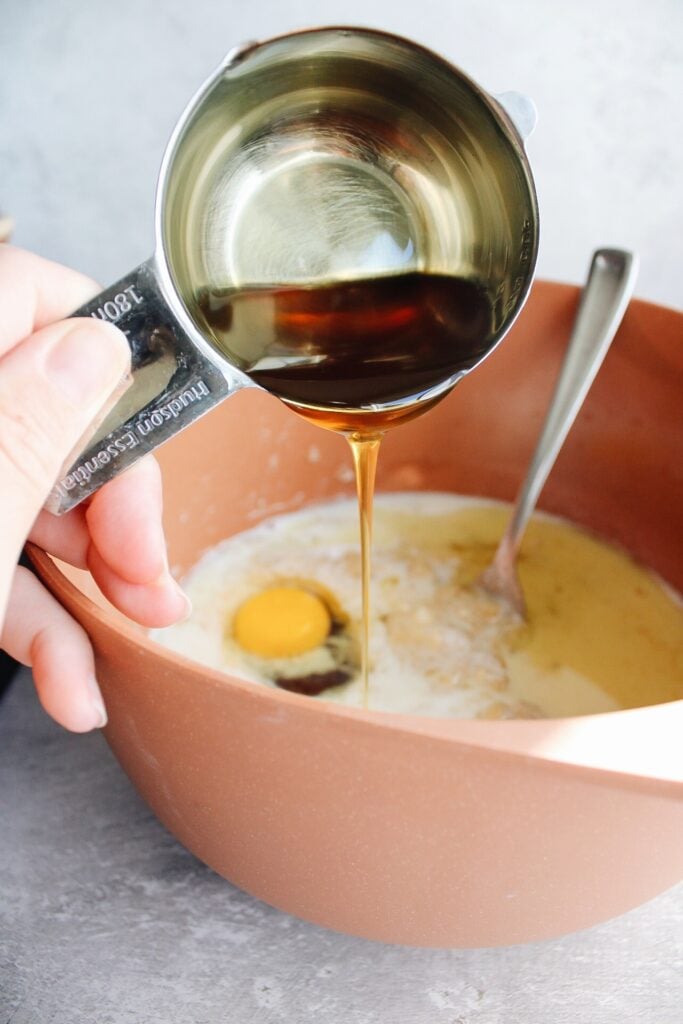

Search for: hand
xmin=0 ymin=246 xmax=190 ymax=731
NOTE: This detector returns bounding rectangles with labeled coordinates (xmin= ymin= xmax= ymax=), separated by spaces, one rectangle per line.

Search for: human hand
xmin=0 ymin=246 xmax=190 ymax=731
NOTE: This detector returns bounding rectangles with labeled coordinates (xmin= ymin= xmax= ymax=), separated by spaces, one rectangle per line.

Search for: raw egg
xmin=232 ymin=586 xmax=331 ymax=658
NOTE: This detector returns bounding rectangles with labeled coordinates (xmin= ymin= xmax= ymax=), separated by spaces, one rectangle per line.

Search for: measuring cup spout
xmin=494 ymin=91 xmax=538 ymax=142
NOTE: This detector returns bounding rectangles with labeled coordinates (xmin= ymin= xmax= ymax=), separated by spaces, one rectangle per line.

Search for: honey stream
xmin=348 ymin=435 xmax=382 ymax=708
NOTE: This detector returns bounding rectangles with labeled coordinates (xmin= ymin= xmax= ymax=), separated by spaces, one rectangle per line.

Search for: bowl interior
xmin=152 ymin=281 xmax=682 ymax=599
xmin=40 ymin=279 xmax=683 ymax=784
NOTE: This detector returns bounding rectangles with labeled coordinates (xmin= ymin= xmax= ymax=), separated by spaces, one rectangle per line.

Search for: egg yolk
xmin=232 ymin=586 xmax=332 ymax=658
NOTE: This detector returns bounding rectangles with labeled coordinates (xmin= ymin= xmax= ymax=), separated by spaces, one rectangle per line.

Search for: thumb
xmin=0 ymin=317 xmax=130 ymax=581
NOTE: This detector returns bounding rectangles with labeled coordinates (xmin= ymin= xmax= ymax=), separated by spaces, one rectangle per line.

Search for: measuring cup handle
xmin=45 ymin=257 xmax=242 ymax=515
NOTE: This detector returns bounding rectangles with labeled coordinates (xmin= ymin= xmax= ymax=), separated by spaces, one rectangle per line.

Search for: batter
xmin=151 ymin=493 xmax=683 ymax=718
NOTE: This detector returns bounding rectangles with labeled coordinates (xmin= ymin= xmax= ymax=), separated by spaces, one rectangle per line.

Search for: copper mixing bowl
xmin=30 ymin=280 xmax=683 ymax=947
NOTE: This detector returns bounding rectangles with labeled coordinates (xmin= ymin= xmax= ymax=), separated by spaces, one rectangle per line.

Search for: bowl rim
xmin=28 ymin=283 xmax=683 ymax=794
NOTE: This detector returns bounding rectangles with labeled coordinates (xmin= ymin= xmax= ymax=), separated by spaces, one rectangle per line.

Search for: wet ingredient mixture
xmin=152 ymin=493 xmax=683 ymax=718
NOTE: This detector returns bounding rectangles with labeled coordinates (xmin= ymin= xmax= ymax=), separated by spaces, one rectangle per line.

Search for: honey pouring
xmin=47 ymin=28 xmax=541 ymax=706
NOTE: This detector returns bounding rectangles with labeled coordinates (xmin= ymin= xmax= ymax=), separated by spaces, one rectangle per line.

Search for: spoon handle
xmin=505 ymin=247 xmax=639 ymax=558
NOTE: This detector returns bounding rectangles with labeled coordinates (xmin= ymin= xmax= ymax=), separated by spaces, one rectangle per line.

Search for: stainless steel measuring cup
xmin=47 ymin=26 xmax=539 ymax=515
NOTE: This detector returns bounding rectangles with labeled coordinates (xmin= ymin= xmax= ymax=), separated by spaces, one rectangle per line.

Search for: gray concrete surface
xmin=1 ymin=1 xmax=682 ymax=1021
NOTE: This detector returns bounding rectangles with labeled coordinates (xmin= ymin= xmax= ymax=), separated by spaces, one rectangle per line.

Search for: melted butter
xmin=443 ymin=504 xmax=683 ymax=712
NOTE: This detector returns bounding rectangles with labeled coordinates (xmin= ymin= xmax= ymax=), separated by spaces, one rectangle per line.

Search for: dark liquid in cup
xmin=195 ymin=272 xmax=495 ymax=431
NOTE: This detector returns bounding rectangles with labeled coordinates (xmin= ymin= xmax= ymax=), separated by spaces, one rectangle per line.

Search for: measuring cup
xmin=47 ymin=26 xmax=539 ymax=515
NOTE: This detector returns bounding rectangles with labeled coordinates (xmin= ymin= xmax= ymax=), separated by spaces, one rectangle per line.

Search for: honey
xmin=195 ymin=272 xmax=495 ymax=419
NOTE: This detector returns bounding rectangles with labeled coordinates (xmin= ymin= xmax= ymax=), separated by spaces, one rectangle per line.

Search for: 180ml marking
xmin=90 ymin=285 xmax=143 ymax=325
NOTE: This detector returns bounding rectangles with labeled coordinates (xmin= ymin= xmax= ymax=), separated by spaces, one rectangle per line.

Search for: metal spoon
xmin=478 ymin=248 xmax=639 ymax=616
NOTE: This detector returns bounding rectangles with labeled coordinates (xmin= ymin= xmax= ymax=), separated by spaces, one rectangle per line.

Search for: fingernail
xmin=173 ymin=582 xmax=193 ymax=622
xmin=86 ymin=674 xmax=108 ymax=729
xmin=46 ymin=322 xmax=130 ymax=407
xmin=168 ymin=576 xmax=193 ymax=621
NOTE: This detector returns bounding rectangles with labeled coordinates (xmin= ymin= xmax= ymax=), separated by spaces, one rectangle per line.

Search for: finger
xmin=29 ymin=505 xmax=90 ymax=569
xmin=85 ymin=456 xmax=169 ymax=585
xmin=1 ymin=566 xmax=107 ymax=732
xmin=27 ymin=457 xmax=188 ymax=627
xmin=28 ymin=456 xmax=169 ymax=576
xmin=0 ymin=317 xmax=130 ymax=621
xmin=87 ymin=544 xmax=191 ymax=628
xmin=0 ymin=245 xmax=102 ymax=354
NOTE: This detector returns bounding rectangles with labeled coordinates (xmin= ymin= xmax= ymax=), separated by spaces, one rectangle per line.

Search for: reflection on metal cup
xmin=48 ymin=27 xmax=539 ymax=516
